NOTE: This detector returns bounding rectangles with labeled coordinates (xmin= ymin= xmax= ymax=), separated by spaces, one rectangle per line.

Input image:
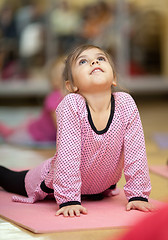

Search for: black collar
xmin=86 ymin=95 xmax=115 ymax=135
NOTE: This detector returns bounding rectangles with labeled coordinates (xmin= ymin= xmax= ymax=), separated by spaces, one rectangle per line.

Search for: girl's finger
xmin=55 ymin=209 xmax=63 ymax=216
xmin=63 ymin=209 xmax=69 ymax=217
xmin=75 ymin=209 xmax=80 ymax=217
xmin=140 ymin=206 xmax=150 ymax=212
xmin=69 ymin=209 xmax=75 ymax=217
xmin=81 ymin=207 xmax=88 ymax=214
xmin=147 ymin=203 xmax=156 ymax=212
xmin=126 ymin=202 xmax=132 ymax=211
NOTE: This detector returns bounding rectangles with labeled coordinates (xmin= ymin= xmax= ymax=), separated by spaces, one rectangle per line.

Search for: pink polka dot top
xmin=12 ymin=92 xmax=151 ymax=207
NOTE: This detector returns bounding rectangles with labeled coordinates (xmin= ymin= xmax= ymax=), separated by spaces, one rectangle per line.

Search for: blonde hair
xmin=48 ymin=56 xmax=66 ymax=93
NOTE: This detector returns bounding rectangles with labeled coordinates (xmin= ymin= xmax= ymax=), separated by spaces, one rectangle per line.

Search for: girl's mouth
xmin=90 ymin=68 xmax=104 ymax=74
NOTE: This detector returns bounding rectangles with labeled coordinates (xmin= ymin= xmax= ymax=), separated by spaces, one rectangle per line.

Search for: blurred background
xmin=0 ymin=0 xmax=168 ymax=105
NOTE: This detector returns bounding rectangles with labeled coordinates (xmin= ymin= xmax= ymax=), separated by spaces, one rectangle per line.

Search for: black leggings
xmin=0 ymin=166 xmax=117 ymax=199
xmin=0 ymin=166 xmax=28 ymax=196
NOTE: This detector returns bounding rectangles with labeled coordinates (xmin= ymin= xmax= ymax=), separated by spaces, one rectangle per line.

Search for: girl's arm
xmin=53 ymin=94 xmax=83 ymax=209
xmin=123 ymin=94 xmax=151 ymax=210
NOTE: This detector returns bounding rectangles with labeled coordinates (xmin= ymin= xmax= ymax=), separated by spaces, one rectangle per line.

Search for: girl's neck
xmin=82 ymin=90 xmax=112 ymax=113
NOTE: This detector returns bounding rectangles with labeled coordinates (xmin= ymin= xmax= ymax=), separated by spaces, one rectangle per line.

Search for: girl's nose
xmin=91 ymin=59 xmax=99 ymax=65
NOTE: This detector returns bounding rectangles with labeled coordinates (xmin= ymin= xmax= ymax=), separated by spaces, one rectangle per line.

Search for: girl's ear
xmin=112 ymin=76 xmax=117 ymax=86
xmin=65 ymin=81 xmax=78 ymax=93
xmin=65 ymin=81 xmax=72 ymax=92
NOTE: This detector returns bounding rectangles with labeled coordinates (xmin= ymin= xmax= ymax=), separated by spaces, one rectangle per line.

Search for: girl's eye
xmin=98 ymin=56 xmax=106 ymax=61
xmin=79 ymin=59 xmax=87 ymax=65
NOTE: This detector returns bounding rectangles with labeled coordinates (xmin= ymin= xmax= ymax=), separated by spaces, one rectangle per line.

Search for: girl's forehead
xmin=72 ymin=48 xmax=106 ymax=65
xmin=78 ymin=48 xmax=104 ymax=58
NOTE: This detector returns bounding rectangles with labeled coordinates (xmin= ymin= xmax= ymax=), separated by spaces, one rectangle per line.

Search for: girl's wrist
xmin=59 ymin=201 xmax=81 ymax=209
xmin=128 ymin=197 xmax=148 ymax=202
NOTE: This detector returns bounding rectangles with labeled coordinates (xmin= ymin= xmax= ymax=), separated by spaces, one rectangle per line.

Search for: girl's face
xmin=66 ymin=47 xmax=116 ymax=94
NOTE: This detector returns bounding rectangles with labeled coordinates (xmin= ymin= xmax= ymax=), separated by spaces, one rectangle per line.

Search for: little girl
xmin=0 ymin=58 xmax=64 ymax=147
xmin=0 ymin=44 xmax=153 ymax=217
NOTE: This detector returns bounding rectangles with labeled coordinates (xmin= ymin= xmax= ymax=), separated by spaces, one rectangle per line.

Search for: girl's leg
xmin=0 ymin=166 xmax=28 ymax=196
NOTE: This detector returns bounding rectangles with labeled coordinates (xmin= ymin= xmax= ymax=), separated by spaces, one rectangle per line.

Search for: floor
xmin=0 ymin=96 xmax=168 ymax=240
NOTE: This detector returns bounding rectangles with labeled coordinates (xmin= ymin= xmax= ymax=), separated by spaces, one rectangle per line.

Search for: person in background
xmin=0 ymin=57 xmax=64 ymax=147
xmin=49 ymin=0 xmax=81 ymax=56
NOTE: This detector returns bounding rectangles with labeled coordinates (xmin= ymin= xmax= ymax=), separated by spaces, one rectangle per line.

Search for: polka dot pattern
xmin=12 ymin=92 xmax=151 ymax=206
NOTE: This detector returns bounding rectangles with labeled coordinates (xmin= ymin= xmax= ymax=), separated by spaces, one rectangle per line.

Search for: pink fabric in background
xmin=0 ymin=189 xmax=161 ymax=233
xmin=28 ymin=90 xmax=63 ymax=142
xmin=149 ymin=165 xmax=168 ymax=179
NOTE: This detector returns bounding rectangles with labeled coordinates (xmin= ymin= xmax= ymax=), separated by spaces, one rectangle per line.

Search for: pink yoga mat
xmin=0 ymin=189 xmax=161 ymax=234
xmin=149 ymin=165 xmax=168 ymax=179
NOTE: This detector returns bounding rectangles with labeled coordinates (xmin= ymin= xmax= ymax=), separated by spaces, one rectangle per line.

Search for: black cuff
xmin=128 ymin=197 xmax=148 ymax=202
xmin=59 ymin=201 xmax=81 ymax=209
xmin=109 ymin=184 xmax=116 ymax=190
xmin=40 ymin=180 xmax=54 ymax=194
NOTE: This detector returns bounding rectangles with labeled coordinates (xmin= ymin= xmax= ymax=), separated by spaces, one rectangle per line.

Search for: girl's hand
xmin=126 ymin=201 xmax=156 ymax=212
xmin=56 ymin=205 xmax=88 ymax=217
